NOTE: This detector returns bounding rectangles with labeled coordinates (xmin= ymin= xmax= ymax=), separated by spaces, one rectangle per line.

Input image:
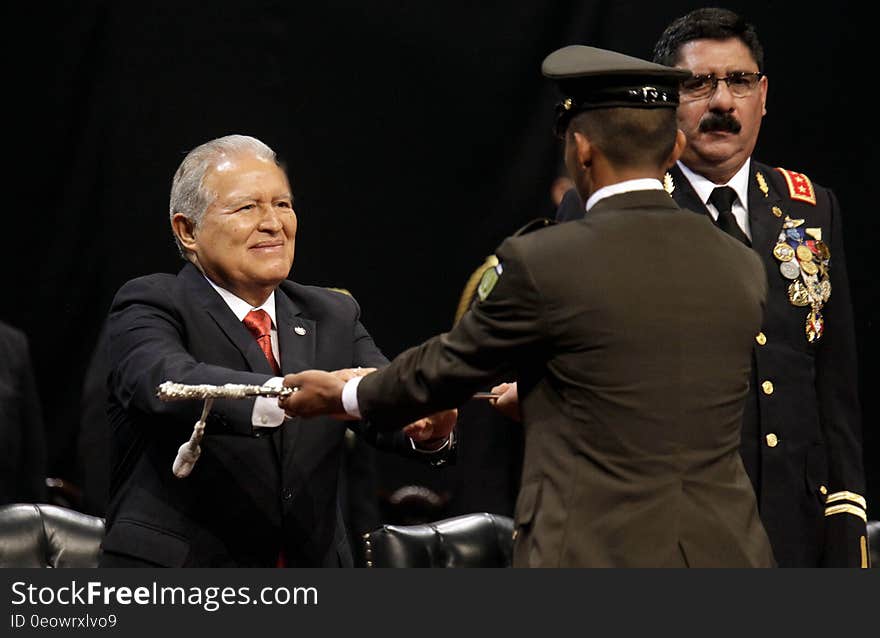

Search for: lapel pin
xmin=294 ymin=326 xmax=307 ymax=336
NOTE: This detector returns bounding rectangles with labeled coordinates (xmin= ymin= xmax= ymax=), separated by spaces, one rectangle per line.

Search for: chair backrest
xmin=867 ymin=520 xmax=880 ymax=568
xmin=363 ymin=512 xmax=514 ymax=567
xmin=0 ymin=503 xmax=105 ymax=567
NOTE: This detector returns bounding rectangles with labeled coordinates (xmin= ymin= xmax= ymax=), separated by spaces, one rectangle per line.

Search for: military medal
xmin=773 ymin=243 xmax=795 ymax=261
xmin=788 ymin=281 xmax=810 ymax=306
xmin=795 ymin=245 xmax=813 ymax=262
xmin=771 ymin=214 xmax=831 ymax=342
xmin=780 ymin=260 xmax=800 ymax=279
xmin=800 ymin=260 xmax=818 ymax=276
xmin=806 ymin=309 xmax=824 ymax=343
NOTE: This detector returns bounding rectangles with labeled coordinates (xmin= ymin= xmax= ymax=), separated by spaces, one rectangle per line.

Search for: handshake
xmin=277 ymin=368 xmax=521 ymax=449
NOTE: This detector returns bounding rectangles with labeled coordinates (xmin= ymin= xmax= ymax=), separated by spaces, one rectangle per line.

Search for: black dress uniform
xmin=556 ymin=161 xmax=868 ymax=566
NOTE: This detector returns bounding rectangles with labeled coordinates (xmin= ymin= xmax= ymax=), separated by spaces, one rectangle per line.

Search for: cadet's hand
xmin=403 ymin=409 xmax=458 ymax=450
xmin=279 ymin=370 xmax=351 ymax=420
xmin=490 ymin=381 xmax=520 ymax=422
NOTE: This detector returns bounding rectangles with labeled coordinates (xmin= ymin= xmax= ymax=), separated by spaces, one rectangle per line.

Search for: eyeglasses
xmin=679 ymin=72 xmax=764 ymax=100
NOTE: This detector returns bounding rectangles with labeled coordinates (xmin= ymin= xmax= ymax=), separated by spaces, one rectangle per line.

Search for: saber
xmin=156 ymin=381 xmax=299 ymax=478
xmin=157 ymin=381 xmax=296 ymax=401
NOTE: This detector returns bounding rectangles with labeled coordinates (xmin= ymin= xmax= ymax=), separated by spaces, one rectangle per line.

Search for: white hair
xmin=169 ymin=134 xmax=278 ymax=257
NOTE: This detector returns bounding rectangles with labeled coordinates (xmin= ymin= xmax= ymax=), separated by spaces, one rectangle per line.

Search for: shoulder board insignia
xmin=325 ymin=287 xmax=352 ymax=297
xmin=776 ymin=167 xmax=817 ymax=205
xmin=663 ymin=172 xmax=675 ymax=194
xmin=513 ymin=217 xmax=555 ymax=237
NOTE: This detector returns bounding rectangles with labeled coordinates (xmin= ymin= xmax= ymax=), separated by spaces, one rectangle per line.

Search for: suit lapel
xmin=181 ymin=264 xmax=276 ymax=375
xmin=668 ymin=164 xmax=710 ymax=218
xmin=275 ymin=285 xmax=317 ymax=460
xmin=275 ymin=286 xmax=316 ymax=375
xmin=671 ymin=162 xmax=786 ymax=259
xmin=748 ymin=163 xmax=785 ymax=262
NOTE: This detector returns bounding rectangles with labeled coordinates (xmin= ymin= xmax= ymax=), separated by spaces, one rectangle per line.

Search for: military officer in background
xmin=557 ymin=8 xmax=868 ymax=567
xmin=279 ymin=45 xmax=775 ymax=567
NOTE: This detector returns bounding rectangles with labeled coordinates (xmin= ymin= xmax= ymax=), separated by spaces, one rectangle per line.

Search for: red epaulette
xmin=776 ymin=167 xmax=817 ymax=205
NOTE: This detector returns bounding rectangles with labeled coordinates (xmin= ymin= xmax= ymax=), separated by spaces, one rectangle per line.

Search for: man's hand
xmin=331 ymin=367 xmax=377 ymax=382
xmin=279 ymin=370 xmax=350 ymax=419
xmin=490 ymin=381 xmax=520 ymax=422
xmin=403 ymin=409 xmax=458 ymax=450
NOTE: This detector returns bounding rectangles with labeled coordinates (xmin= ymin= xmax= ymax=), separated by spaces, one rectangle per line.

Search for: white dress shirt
xmin=677 ymin=158 xmax=753 ymax=241
xmin=584 ymin=177 xmax=666 ymax=211
xmin=205 ymin=278 xmax=285 ymax=428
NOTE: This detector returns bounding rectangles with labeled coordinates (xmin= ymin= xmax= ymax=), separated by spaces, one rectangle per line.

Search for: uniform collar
xmin=585 ymin=178 xmax=664 ymax=211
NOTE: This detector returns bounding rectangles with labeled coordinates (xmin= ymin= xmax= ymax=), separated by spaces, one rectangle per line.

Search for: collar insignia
xmin=756 ymin=171 xmax=769 ymax=198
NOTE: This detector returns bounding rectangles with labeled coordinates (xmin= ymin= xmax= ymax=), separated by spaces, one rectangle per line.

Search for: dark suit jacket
xmin=100 ymin=263 xmax=430 ymax=567
xmin=0 ymin=321 xmax=47 ymax=505
xmin=664 ymin=162 xmax=866 ymax=567
xmin=357 ymin=189 xmax=775 ymax=567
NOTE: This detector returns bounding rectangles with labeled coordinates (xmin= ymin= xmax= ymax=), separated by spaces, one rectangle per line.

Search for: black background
xmin=6 ymin=2 xmax=875 ymax=515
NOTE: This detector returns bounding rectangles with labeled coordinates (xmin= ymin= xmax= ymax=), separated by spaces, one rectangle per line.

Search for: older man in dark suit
xmin=279 ymin=47 xmax=775 ymax=567
xmin=99 ymin=135 xmax=454 ymax=567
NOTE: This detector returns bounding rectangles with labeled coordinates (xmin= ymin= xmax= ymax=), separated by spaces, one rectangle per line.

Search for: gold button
xmin=755 ymin=332 xmax=767 ymax=346
xmin=820 ymin=485 xmax=828 ymax=496
xmin=761 ymin=380 xmax=774 ymax=395
xmin=766 ymin=433 xmax=778 ymax=448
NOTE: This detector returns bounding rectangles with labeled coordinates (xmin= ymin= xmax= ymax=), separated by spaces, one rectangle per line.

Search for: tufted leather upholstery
xmin=362 ymin=512 xmax=514 ymax=567
xmin=0 ymin=503 xmax=104 ymax=567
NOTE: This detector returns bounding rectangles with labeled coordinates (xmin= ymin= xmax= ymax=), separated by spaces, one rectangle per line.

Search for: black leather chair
xmin=362 ymin=512 xmax=514 ymax=567
xmin=867 ymin=519 xmax=880 ymax=568
xmin=0 ymin=503 xmax=104 ymax=567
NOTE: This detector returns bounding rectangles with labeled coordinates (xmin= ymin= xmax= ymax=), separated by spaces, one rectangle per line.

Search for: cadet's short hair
xmin=652 ymin=7 xmax=764 ymax=71
xmin=169 ymin=135 xmax=278 ymax=258
xmin=568 ymin=107 xmax=678 ymax=170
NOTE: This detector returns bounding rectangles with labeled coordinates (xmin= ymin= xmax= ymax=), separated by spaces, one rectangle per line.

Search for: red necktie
xmin=242 ymin=309 xmax=280 ymax=375
xmin=242 ymin=309 xmax=285 ymax=566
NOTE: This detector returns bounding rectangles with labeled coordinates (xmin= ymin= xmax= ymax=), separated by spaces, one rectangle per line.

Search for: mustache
xmin=699 ymin=112 xmax=742 ymax=134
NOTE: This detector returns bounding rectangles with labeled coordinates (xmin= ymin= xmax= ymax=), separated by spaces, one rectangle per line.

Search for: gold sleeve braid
xmin=824 ymin=490 xmax=868 ymax=522
xmin=824 ymin=490 xmax=870 ymax=567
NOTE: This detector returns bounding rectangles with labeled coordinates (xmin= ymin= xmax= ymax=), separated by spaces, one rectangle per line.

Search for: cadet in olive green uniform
xmin=280 ymin=45 xmax=775 ymax=567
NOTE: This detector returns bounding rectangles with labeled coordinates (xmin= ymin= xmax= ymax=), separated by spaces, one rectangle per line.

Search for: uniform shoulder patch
xmin=776 ymin=167 xmax=817 ymax=205
xmin=454 ymin=255 xmax=499 ymax=324
xmin=477 ymin=262 xmax=502 ymax=301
